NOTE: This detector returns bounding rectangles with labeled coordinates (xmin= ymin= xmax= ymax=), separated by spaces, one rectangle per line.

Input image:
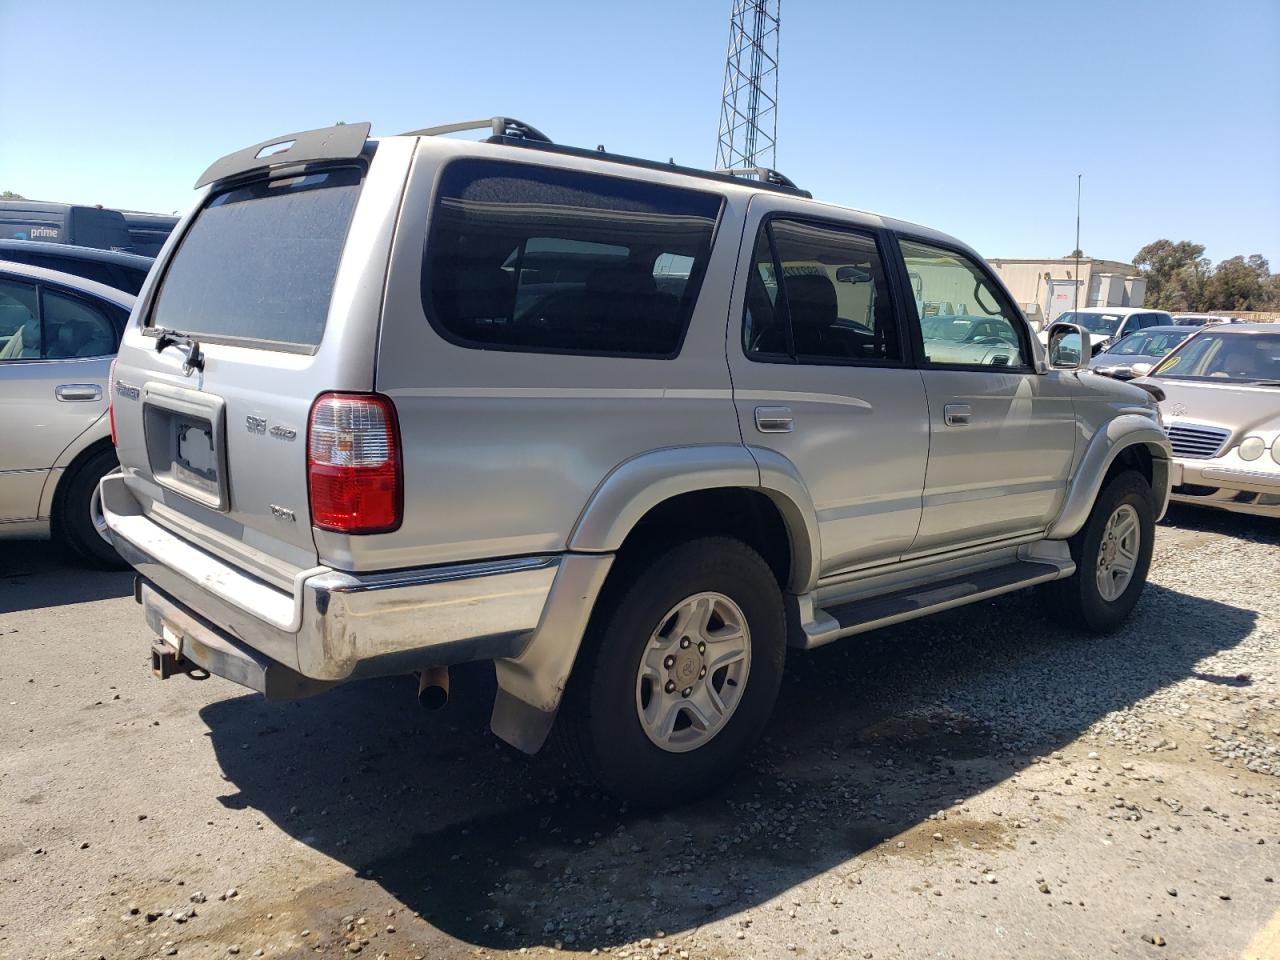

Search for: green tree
xmin=1 ymin=190 xmax=24 ymax=199
xmin=1133 ymin=240 xmax=1211 ymax=311
xmin=1204 ymin=254 xmax=1273 ymax=311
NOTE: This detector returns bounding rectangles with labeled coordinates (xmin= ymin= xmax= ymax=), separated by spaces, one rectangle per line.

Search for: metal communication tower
xmin=715 ymin=0 xmax=781 ymax=172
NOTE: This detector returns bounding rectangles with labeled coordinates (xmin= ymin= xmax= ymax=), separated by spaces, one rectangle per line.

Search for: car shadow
xmin=0 ymin=541 xmax=133 ymax=614
xmin=200 ymin=579 xmax=1256 ymax=951
xmin=1161 ymin=502 xmax=1280 ymax=545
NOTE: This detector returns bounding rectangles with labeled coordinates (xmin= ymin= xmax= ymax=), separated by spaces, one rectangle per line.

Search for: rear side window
xmin=149 ymin=168 xmax=362 ymax=350
xmin=423 ymin=159 xmax=723 ymax=358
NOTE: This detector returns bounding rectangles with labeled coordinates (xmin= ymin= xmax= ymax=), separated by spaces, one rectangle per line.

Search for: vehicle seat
xmin=785 ymin=274 xmax=838 ymax=356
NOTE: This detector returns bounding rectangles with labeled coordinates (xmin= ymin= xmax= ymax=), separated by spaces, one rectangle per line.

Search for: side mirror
xmin=1128 ymin=362 xmax=1153 ymax=378
xmin=1047 ymin=322 xmax=1091 ymax=370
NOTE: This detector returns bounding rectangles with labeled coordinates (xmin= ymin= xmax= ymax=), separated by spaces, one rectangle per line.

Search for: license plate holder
xmin=141 ymin=382 xmax=229 ymax=511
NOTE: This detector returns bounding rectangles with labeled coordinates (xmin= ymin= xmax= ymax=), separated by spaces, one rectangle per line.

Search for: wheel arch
xmin=1047 ymin=415 xmax=1171 ymax=540
xmin=566 ymin=444 xmax=819 ymax=593
xmin=42 ymin=433 xmax=116 ymax=527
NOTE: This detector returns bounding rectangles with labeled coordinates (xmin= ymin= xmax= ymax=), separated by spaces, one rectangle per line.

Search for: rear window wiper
xmin=152 ymin=327 xmax=205 ymax=373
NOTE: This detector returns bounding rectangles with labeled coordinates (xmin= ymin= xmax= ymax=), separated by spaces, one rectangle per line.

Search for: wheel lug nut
xmin=680 ymin=637 xmax=690 ymax=649
xmin=665 ymin=681 xmax=676 ymax=694
xmin=697 ymin=642 xmax=706 ymax=654
xmin=664 ymin=655 xmax=675 ymax=668
xmin=699 ymin=667 xmax=706 ymax=678
xmin=681 ymin=687 xmax=693 ymax=698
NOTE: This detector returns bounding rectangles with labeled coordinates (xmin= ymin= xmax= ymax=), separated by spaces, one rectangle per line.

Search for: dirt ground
xmin=1 ymin=505 xmax=1277 ymax=960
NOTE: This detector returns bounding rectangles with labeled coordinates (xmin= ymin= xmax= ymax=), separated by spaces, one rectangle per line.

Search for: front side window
xmin=424 ymin=159 xmax=723 ymax=358
xmin=743 ymin=218 xmax=902 ymax=364
xmin=0 ymin=278 xmax=41 ymax=360
xmin=900 ymin=240 xmax=1027 ymax=368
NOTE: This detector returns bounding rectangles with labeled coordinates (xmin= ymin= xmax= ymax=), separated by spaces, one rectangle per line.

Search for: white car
xmin=1038 ymin=307 xmax=1173 ymax=355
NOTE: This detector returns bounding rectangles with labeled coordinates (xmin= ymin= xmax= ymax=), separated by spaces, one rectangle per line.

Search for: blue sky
xmin=2 ymin=0 xmax=1277 ymax=266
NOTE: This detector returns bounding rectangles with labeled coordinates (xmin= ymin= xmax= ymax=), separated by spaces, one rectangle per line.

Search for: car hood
xmin=1089 ymin=351 xmax=1160 ymax=371
xmin=1150 ymin=378 xmax=1280 ymax=439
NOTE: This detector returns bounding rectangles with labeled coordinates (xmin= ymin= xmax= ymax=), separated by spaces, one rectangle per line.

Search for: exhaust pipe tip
xmin=416 ymin=666 xmax=450 ymax=710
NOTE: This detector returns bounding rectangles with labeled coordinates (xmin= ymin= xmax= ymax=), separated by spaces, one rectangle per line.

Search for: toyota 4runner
xmin=101 ymin=118 xmax=1172 ymax=805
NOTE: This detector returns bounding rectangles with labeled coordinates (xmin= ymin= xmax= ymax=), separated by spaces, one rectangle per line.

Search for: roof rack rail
xmin=713 ymin=166 xmax=801 ymax=190
xmin=399 ymin=116 xmax=552 ymax=143
xmin=473 ymin=138 xmax=811 ymax=198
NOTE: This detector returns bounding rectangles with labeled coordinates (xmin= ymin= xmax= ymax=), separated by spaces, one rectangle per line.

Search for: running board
xmin=795 ymin=559 xmax=1073 ymax=650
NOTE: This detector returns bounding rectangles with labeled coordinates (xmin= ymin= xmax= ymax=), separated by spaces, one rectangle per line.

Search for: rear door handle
xmin=55 ymin=384 xmax=103 ymax=402
xmin=754 ymin=405 xmax=793 ymax=433
xmin=943 ymin=403 xmax=971 ymax=426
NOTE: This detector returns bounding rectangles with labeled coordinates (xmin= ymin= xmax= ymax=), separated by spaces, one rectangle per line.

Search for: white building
xmin=987 ymin=257 xmax=1147 ymax=327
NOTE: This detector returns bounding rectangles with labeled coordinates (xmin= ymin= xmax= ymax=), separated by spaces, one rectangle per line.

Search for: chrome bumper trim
xmin=100 ymin=473 xmax=560 ymax=683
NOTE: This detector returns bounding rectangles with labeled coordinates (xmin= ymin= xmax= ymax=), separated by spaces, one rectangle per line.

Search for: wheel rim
xmin=1096 ymin=503 xmax=1140 ymax=602
xmin=89 ymin=482 xmax=111 ymax=543
xmin=635 ymin=591 xmax=751 ymax=754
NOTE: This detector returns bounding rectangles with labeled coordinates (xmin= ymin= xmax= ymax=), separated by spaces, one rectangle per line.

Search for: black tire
xmin=1044 ymin=470 xmax=1155 ymax=633
xmin=54 ymin=446 xmax=126 ymax=569
xmin=558 ymin=536 xmax=786 ymax=807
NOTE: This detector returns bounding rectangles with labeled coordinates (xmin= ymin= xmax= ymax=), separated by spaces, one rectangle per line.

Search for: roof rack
xmin=399 ymin=116 xmax=552 ymax=143
xmin=399 ymin=117 xmax=809 ymax=197
xmin=713 ymin=166 xmax=802 ymax=191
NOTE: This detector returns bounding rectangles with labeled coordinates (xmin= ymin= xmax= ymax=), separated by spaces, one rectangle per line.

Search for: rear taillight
xmin=108 ymin=357 xmax=118 ymax=446
xmin=307 ymin=393 xmax=402 ymax=534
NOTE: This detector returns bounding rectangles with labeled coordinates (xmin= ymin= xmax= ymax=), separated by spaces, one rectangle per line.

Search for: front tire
xmin=55 ymin=446 xmax=126 ymax=569
xmin=558 ymin=537 xmax=786 ymax=807
xmin=1045 ymin=469 xmax=1155 ymax=633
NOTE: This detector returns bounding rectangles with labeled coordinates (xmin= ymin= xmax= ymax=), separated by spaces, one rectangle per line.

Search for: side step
xmin=796 ymin=559 xmax=1072 ymax=650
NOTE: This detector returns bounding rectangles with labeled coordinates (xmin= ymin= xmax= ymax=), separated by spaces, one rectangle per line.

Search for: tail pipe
xmin=417 ymin=666 xmax=450 ymax=710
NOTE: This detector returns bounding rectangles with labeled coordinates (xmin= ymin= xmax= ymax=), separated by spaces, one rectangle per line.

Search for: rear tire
xmin=55 ymin=446 xmax=126 ymax=569
xmin=558 ymin=537 xmax=786 ymax=807
xmin=1044 ymin=469 xmax=1154 ymax=633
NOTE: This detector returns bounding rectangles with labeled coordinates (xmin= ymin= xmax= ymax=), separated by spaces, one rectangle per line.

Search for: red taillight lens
xmin=108 ymin=357 xmax=118 ymax=446
xmin=307 ymin=393 xmax=401 ymax=533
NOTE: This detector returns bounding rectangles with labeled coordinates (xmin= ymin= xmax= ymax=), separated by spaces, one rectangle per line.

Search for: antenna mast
xmin=715 ymin=0 xmax=781 ymax=171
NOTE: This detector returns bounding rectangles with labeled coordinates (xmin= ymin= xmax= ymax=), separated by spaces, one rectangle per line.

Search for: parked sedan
xmin=1089 ymin=325 xmax=1194 ymax=380
xmin=0 ymin=239 xmax=153 ymax=295
xmin=1141 ymin=324 xmax=1280 ymax=518
xmin=0 ymin=261 xmax=132 ymax=564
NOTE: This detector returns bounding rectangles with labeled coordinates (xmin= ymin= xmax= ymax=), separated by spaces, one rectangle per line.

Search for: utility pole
xmin=715 ymin=0 xmax=781 ymax=172
xmin=1074 ymin=173 xmax=1082 ymax=311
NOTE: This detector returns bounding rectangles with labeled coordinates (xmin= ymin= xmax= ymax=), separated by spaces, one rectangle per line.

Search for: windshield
xmin=149 ymin=167 xmax=363 ymax=349
xmin=1058 ymin=311 xmax=1122 ymax=335
xmin=1152 ymin=332 xmax=1280 ymax=383
xmin=1106 ymin=330 xmax=1190 ymax=357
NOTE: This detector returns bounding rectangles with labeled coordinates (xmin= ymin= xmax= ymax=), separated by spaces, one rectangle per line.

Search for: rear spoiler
xmin=194 ymin=122 xmax=372 ymax=189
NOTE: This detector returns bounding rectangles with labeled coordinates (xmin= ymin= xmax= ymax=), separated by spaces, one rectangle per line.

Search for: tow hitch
xmin=151 ymin=639 xmax=182 ymax=680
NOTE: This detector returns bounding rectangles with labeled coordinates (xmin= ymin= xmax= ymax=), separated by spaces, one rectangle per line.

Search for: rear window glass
xmin=423 ymin=159 xmax=723 ymax=358
xmin=149 ymin=168 xmax=362 ymax=348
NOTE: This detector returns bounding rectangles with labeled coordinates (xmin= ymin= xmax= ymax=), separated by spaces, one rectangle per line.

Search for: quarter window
xmin=423 ymin=159 xmax=723 ymax=358
xmin=900 ymin=239 xmax=1028 ymax=369
xmin=41 ymin=289 xmax=119 ymax=357
xmin=744 ymin=219 xmax=902 ymax=364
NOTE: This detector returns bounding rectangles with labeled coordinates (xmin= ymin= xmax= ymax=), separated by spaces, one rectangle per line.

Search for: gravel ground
xmin=1 ymin=504 xmax=1277 ymax=960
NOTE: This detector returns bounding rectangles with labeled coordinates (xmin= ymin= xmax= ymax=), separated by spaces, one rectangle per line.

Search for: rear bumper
xmin=1169 ymin=458 xmax=1280 ymax=518
xmin=99 ymin=473 xmax=560 ymax=685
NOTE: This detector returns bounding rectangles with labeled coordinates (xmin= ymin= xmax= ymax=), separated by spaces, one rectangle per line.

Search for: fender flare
xmin=566 ymin=443 xmax=820 ymax=593
xmin=1047 ymin=415 xmax=1171 ymax=539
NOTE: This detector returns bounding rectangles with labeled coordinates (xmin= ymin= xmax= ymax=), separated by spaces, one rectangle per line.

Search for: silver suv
xmin=102 ymin=119 xmax=1172 ymax=805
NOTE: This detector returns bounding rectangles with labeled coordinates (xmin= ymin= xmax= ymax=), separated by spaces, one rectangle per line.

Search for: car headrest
xmin=585 ymin=264 xmax=657 ymax=297
xmin=785 ymin=274 xmax=837 ymax=329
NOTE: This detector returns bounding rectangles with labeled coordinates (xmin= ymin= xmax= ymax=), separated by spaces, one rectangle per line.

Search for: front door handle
xmin=943 ymin=403 xmax=971 ymax=426
xmin=55 ymin=383 xmax=103 ymax=402
xmin=754 ymin=405 xmax=793 ymax=433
